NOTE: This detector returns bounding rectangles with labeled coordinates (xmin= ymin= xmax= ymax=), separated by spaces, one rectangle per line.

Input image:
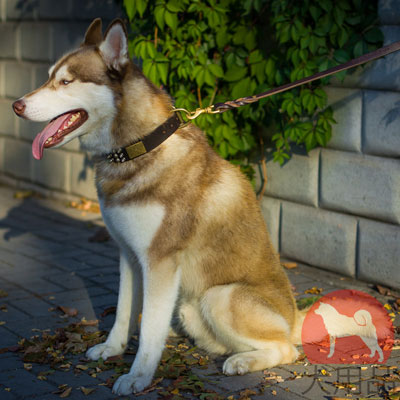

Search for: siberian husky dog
xmin=13 ymin=18 xmax=303 ymax=395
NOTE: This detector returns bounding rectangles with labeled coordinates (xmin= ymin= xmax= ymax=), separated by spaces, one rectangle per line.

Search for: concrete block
xmin=0 ymin=23 xmax=17 ymax=59
xmin=363 ymin=90 xmax=400 ymax=157
xmin=38 ymin=0 xmax=72 ymax=19
xmin=32 ymin=147 xmax=70 ymax=191
xmin=69 ymin=152 xmax=97 ymax=200
xmin=63 ymin=136 xmax=81 ymax=151
xmin=260 ymin=196 xmax=280 ymax=252
xmin=20 ymin=22 xmax=52 ymax=61
xmin=34 ymin=63 xmax=50 ymax=88
xmin=51 ymin=22 xmax=88 ymax=61
xmin=4 ymin=0 xmax=37 ymax=20
xmin=0 ymin=62 xmax=4 ymax=97
xmin=18 ymin=117 xmax=45 ymax=142
xmin=0 ymin=136 xmax=3 ymax=172
xmin=3 ymin=137 xmax=33 ymax=180
xmin=0 ymin=98 xmax=17 ymax=136
xmin=320 ymin=149 xmax=400 ymax=224
xmin=265 ymin=148 xmax=319 ymax=206
xmin=281 ymin=201 xmax=357 ymax=276
xmin=4 ymin=61 xmax=33 ymax=98
xmin=331 ymin=26 xmax=400 ymax=91
xmin=379 ymin=0 xmax=400 ymax=24
xmin=358 ymin=219 xmax=400 ymax=289
xmin=325 ymin=87 xmax=362 ymax=152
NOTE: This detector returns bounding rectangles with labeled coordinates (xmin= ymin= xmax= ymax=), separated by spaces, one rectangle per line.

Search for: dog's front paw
xmin=222 ymin=354 xmax=250 ymax=376
xmin=86 ymin=343 xmax=124 ymax=361
xmin=112 ymin=373 xmax=152 ymax=395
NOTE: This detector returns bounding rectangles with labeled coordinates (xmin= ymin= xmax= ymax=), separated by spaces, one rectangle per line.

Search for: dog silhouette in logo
xmin=314 ymin=302 xmax=384 ymax=362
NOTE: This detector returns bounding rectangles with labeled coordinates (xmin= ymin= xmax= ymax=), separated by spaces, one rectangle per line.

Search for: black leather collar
xmin=106 ymin=113 xmax=183 ymax=163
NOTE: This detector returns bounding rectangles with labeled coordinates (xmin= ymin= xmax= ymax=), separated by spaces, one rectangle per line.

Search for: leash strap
xmin=175 ymin=40 xmax=400 ymax=119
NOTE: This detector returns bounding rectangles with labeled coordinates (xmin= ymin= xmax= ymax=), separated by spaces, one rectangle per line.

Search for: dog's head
xmin=12 ymin=18 xmax=131 ymax=159
xmin=314 ymin=302 xmax=329 ymax=316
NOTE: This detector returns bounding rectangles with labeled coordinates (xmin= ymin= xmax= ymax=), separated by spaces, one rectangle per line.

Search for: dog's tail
xmin=291 ymin=306 xmax=311 ymax=345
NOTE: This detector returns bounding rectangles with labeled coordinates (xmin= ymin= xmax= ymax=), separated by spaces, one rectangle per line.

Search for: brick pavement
xmin=0 ymin=184 xmax=398 ymax=399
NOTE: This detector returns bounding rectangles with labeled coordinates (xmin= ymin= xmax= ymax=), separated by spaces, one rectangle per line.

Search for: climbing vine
xmin=123 ymin=0 xmax=382 ymax=178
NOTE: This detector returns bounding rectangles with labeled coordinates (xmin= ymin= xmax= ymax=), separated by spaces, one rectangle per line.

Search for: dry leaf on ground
xmin=100 ymin=306 xmax=116 ymax=318
xmin=80 ymin=387 xmax=96 ymax=395
xmin=59 ymin=387 xmax=72 ymax=398
xmin=69 ymin=198 xmax=100 ymax=214
xmin=57 ymin=306 xmax=78 ymax=317
xmin=304 ymin=287 xmax=323 ymax=295
xmin=282 ymin=262 xmax=298 ymax=269
xmin=14 ymin=190 xmax=35 ymax=199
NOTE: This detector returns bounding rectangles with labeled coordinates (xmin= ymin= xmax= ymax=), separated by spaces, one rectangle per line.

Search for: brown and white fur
xmin=13 ymin=19 xmax=304 ymax=395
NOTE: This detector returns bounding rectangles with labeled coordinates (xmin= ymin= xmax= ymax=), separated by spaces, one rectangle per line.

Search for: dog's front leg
xmin=328 ymin=335 xmax=336 ymax=358
xmin=112 ymin=258 xmax=180 ymax=395
xmin=86 ymin=250 xmax=142 ymax=360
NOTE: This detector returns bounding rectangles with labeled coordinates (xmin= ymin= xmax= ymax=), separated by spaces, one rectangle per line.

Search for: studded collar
xmin=106 ymin=113 xmax=183 ymax=163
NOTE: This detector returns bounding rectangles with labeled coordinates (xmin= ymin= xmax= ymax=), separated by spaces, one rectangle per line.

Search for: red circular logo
xmin=302 ymin=289 xmax=394 ymax=364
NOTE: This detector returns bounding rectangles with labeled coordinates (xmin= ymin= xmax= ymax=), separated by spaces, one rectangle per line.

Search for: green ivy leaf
xmin=231 ymin=77 xmax=252 ymax=99
xmin=364 ymin=27 xmax=384 ymax=43
xmin=166 ymin=0 xmax=183 ymax=13
xmin=353 ymin=40 xmax=364 ymax=58
xmin=208 ymin=64 xmax=224 ymax=78
xmin=154 ymin=5 xmax=165 ymax=30
xmin=136 ymin=0 xmax=148 ymax=17
xmin=225 ymin=64 xmax=247 ymax=82
xmin=164 ymin=10 xmax=178 ymax=32
xmin=124 ymin=0 xmax=136 ymax=20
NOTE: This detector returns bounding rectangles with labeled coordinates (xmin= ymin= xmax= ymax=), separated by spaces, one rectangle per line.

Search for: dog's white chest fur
xmin=101 ymin=201 xmax=165 ymax=263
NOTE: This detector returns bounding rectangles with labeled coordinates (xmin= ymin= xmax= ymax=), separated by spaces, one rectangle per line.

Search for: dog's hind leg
xmin=361 ymin=336 xmax=384 ymax=362
xmin=86 ymin=250 xmax=142 ymax=361
xmin=200 ymin=284 xmax=299 ymax=375
xmin=179 ymin=299 xmax=229 ymax=355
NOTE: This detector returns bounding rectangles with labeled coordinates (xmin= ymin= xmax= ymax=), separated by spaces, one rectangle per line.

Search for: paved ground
xmin=0 ymin=183 xmax=398 ymax=400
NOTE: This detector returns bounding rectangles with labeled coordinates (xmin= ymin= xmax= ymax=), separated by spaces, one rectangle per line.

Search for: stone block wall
xmin=0 ymin=0 xmax=121 ymax=200
xmin=0 ymin=1 xmax=399 ymax=289
xmin=260 ymin=0 xmax=400 ymax=289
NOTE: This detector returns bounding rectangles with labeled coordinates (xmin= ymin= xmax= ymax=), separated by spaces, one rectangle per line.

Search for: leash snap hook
xmin=173 ymin=106 xmax=220 ymax=124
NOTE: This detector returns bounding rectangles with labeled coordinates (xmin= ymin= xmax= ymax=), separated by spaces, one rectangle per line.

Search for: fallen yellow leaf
xmin=282 ymin=262 xmax=298 ymax=269
xmin=80 ymin=387 xmax=96 ymax=395
xmin=304 ymin=287 xmax=323 ymax=295
xmin=59 ymin=387 xmax=72 ymax=398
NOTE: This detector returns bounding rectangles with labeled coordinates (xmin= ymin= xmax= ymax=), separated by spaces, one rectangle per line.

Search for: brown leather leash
xmin=174 ymin=40 xmax=400 ymax=120
xmin=106 ymin=40 xmax=400 ymax=163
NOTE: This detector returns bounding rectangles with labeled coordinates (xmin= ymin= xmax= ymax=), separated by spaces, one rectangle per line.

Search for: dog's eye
xmin=60 ymin=79 xmax=73 ymax=86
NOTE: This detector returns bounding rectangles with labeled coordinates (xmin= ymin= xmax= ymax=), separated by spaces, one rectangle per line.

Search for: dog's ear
xmin=99 ymin=19 xmax=129 ymax=72
xmin=83 ymin=18 xmax=103 ymax=47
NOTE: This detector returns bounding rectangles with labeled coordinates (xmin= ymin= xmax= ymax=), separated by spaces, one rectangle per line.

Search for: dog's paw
xmin=112 ymin=373 xmax=152 ymax=395
xmin=222 ymin=354 xmax=250 ymax=376
xmin=86 ymin=343 xmax=124 ymax=361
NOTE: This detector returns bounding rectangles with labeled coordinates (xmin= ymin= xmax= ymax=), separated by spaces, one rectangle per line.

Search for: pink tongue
xmin=32 ymin=113 xmax=72 ymax=160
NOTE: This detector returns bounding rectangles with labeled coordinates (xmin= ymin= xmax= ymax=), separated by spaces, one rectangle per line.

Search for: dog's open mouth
xmin=32 ymin=109 xmax=88 ymax=160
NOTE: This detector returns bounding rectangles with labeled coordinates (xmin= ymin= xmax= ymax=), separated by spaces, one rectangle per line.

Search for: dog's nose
xmin=12 ymin=99 xmax=26 ymax=116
